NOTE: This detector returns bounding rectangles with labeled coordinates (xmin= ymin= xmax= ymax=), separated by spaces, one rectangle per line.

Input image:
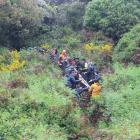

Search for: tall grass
xmin=96 ymin=63 xmax=140 ymax=139
xmin=0 ymin=50 xmax=89 ymax=140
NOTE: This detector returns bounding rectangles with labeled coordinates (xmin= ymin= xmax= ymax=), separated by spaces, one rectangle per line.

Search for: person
xmin=52 ymin=48 xmax=58 ymax=56
xmin=57 ymin=57 xmax=63 ymax=68
xmin=75 ymin=59 xmax=87 ymax=75
xmin=60 ymin=50 xmax=67 ymax=60
xmin=50 ymin=48 xmax=59 ymax=63
xmin=88 ymin=72 xmax=101 ymax=85
xmin=66 ymin=70 xmax=81 ymax=89
xmin=65 ymin=65 xmax=75 ymax=77
xmin=51 ymin=48 xmax=58 ymax=58
xmin=84 ymin=63 xmax=95 ymax=82
xmin=75 ymin=86 xmax=88 ymax=100
xmin=58 ymin=56 xmax=68 ymax=69
xmin=36 ymin=47 xmax=45 ymax=54
xmin=71 ymin=59 xmax=76 ymax=67
xmin=58 ymin=50 xmax=69 ymax=70
xmin=84 ymin=62 xmax=88 ymax=70
xmin=88 ymin=80 xmax=101 ymax=98
xmin=73 ymin=58 xmax=83 ymax=72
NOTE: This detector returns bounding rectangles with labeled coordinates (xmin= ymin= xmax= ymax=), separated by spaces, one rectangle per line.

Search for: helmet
xmin=62 ymin=50 xmax=66 ymax=53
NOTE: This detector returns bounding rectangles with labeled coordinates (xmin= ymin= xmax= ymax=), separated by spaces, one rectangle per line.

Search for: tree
xmin=66 ymin=1 xmax=85 ymax=30
xmin=0 ymin=0 xmax=46 ymax=50
xmin=84 ymin=0 xmax=140 ymax=40
xmin=54 ymin=1 xmax=86 ymax=30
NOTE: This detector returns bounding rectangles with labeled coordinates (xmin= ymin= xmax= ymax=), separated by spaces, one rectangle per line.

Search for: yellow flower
xmin=11 ymin=50 xmax=20 ymax=60
xmin=101 ymin=44 xmax=112 ymax=53
xmin=40 ymin=44 xmax=50 ymax=49
xmin=83 ymin=43 xmax=100 ymax=51
xmin=0 ymin=50 xmax=27 ymax=73
xmin=83 ymin=43 xmax=94 ymax=51
xmin=83 ymin=43 xmax=112 ymax=53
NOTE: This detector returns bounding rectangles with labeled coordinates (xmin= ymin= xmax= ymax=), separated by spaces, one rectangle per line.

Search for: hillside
xmin=0 ymin=0 xmax=140 ymax=140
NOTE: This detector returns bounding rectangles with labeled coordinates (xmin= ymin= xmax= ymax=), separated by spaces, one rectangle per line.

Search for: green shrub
xmin=67 ymin=37 xmax=81 ymax=48
xmin=84 ymin=0 xmax=140 ymax=40
xmin=66 ymin=1 xmax=85 ymax=30
xmin=0 ymin=0 xmax=47 ymax=50
xmin=96 ymin=64 xmax=140 ymax=139
xmin=0 ymin=50 xmax=89 ymax=139
xmin=113 ymin=24 xmax=140 ymax=64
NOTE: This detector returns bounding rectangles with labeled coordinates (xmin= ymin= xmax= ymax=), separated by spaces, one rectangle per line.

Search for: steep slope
xmin=0 ymin=50 xmax=93 ymax=140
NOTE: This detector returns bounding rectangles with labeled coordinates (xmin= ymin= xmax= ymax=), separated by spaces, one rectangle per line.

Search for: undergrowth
xmin=90 ymin=64 xmax=140 ymax=140
xmin=0 ymin=50 xmax=91 ymax=140
xmin=0 ymin=49 xmax=140 ymax=140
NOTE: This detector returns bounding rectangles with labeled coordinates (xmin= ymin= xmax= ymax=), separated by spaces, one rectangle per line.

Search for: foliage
xmin=83 ymin=43 xmax=112 ymax=53
xmin=0 ymin=0 xmax=140 ymax=139
xmin=82 ymin=42 xmax=112 ymax=68
xmin=100 ymin=64 xmax=140 ymax=139
xmin=40 ymin=43 xmax=50 ymax=49
xmin=65 ymin=1 xmax=85 ymax=30
xmin=0 ymin=49 xmax=91 ymax=140
xmin=84 ymin=0 xmax=140 ymax=40
xmin=0 ymin=0 xmax=47 ymax=50
xmin=0 ymin=50 xmax=26 ymax=72
xmin=54 ymin=1 xmax=86 ymax=30
xmin=86 ymin=64 xmax=140 ymax=139
xmin=113 ymin=24 xmax=140 ymax=64
xmin=62 ymin=35 xmax=81 ymax=48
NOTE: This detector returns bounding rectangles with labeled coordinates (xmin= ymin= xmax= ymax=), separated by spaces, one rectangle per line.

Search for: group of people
xmin=27 ymin=46 xmax=102 ymax=99
xmin=50 ymin=49 xmax=102 ymax=100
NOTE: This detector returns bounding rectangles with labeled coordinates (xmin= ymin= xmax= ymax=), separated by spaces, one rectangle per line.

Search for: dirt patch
xmin=6 ymin=79 xmax=28 ymax=89
xmin=26 ymin=64 xmax=46 ymax=75
xmin=0 ymin=93 xmax=9 ymax=107
xmin=100 ymin=65 xmax=114 ymax=75
xmin=79 ymin=91 xmax=91 ymax=108
xmin=131 ymin=49 xmax=140 ymax=64
xmin=93 ymin=131 xmax=113 ymax=140
xmin=89 ymin=104 xmax=111 ymax=126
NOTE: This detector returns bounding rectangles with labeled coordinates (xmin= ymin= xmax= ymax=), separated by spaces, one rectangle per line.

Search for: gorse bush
xmin=82 ymin=43 xmax=112 ymax=68
xmin=0 ymin=50 xmax=26 ymax=72
xmin=83 ymin=43 xmax=112 ymax=53
xmin=40 ymin=43 xmax=50 ymax=49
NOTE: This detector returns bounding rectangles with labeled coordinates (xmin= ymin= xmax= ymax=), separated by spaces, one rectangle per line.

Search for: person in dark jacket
xmin=50 ymin=48 xmax=59 ymax=63
xmin=66 ymin=71 xmax=81 ymax=89
xmin=84 ymin=63 xmax=95 ymax=82
xmin=88 ymin=72 xmax=101 ymax=85
xmin=75 ymin=86 xmax=89 ymax=100
xmin=65 ymin=65 xmax=74 ymax=77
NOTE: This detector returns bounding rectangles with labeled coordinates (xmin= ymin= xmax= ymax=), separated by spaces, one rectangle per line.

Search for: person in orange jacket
xmin=88 ymin=81 xmax=101 ymax=98
xmin=60 ymin=50 xmax=67 ymax=60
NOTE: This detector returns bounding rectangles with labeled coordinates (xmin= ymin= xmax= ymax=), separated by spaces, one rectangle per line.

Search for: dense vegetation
xmin=114 ymin=24 xmax=140 ymax=63
xmin=84 ymin=0 xmax=140 ymax=40
xmin=0 ymin=0 xmax=140 ymax=139
xmin=0 ymin=0 xmax=44 ymax=50
xmin=0 ymin=50 xmax=88 ymax=139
